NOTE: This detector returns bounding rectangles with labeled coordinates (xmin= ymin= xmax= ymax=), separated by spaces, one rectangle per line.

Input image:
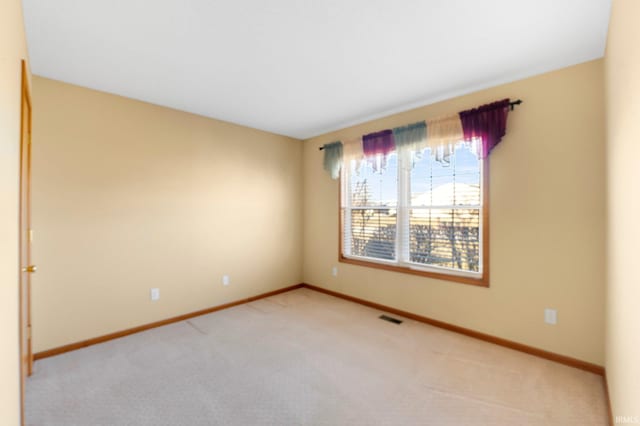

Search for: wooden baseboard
xmin=35 ymin=281 xmax=606 ymax=380
xmin=301 ymin=283 xmax=605 ymax=376
xmin=33 ymin=283 xmax=304 ymax=360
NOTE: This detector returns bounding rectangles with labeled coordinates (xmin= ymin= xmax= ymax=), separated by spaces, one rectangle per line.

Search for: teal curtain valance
xmin=322 ymin=141 xmax=343 ymax=179
xmin=392 ymin=121 xmax=427 ymax=150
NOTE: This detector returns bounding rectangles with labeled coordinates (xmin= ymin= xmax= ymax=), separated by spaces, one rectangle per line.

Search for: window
xmin=340 ymin=143 xmax=488 ymax=286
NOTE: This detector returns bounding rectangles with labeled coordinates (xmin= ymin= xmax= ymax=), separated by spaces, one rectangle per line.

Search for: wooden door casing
xmin=19 ymin=59 xmax=33 ymax=426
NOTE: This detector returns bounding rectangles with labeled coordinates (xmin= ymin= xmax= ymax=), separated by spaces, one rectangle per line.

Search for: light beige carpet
xmin=26 ymin=288 xmax=608 ymax=425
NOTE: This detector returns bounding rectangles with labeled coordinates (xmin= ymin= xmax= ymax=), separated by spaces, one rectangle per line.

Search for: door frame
xmin=19 ymin=58 xmax=33 ymax=425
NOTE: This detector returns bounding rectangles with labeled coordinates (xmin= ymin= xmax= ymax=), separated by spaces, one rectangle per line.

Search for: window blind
xmin=342 ymin=144 xmax=483 ymax=277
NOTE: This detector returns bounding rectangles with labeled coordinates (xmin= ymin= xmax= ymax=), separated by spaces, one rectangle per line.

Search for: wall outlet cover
xmin=544 ymin=308 xmax=557 ymax=325
xmin=150 ymin=288 xmax=160 ymax=301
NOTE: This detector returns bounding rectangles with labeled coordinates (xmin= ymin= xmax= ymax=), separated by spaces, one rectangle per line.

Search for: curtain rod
xmin=318 ymin=99 xmax=523 ymax=150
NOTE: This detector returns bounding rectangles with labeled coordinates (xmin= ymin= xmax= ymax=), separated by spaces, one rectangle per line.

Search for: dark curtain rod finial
xmin=319 ymin=99 xmax=523 ymax=150
xmin=509 ymin=99 xmax=523 ymax=110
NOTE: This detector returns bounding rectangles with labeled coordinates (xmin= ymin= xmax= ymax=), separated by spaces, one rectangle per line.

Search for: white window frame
xmin=339 ymin=150 xmax=489 ymax=287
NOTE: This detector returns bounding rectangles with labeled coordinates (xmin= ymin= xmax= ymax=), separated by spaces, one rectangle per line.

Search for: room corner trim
xmin=33 ymin=283 xmax=305 ymax=360
xmin=301 ymin=283 xmax=605 ymax=376
xmin=603 ymin=370 xmax=614 ymax=425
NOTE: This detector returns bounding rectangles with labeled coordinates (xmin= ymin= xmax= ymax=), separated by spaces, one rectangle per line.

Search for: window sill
xmin=338 ymin=255 xmax=489 ymax=287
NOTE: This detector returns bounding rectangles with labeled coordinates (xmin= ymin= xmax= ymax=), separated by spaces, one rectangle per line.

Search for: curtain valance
xmin=459 ymin=98 xmax=510 ymax=157
xmin=392 ymin=121 xmax=427 ymax=150
xmin=363 ymin=130 xmax=395 ymax=173
xmin=322 ymin=141 xmax=343 ymax=179
xmin=322 ymin=98 xmax=519 ymax=179
xmin=426 ymin=115 xmax=465 ymax=164
xmin=343 ymin=137 xmax=364 ymax=168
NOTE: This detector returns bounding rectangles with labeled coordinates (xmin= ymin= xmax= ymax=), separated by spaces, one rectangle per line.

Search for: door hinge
xmin=28 ymin=229 xmax=34 ymax=242
xmin=27 ymin=325 xmax=32 ymax=340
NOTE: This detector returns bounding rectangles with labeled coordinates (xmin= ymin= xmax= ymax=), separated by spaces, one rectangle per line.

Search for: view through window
xmin=341 ymin=143 xmax=485 ymax=282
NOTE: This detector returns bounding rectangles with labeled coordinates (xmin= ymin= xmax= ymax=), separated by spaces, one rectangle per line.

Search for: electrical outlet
xmin=332 ymin=266 xmax=338 ymax=277
xmin=544 ymin=308 xmax=557 ymax=325
xmin=150 ymin=288 xmax=160 ymax=302
xmin=222 ymin=275 xmax=230 ymax=286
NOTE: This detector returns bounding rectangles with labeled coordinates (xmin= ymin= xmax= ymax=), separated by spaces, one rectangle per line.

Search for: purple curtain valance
xmin=362 ymin=129 xmax=395 ymax=157
xmin=459 ymin=98 xmax=510 ymax=157
xmin=362 ymin=129 xmax=395 ymax=172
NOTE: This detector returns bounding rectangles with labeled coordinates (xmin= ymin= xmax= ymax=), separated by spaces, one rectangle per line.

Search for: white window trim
xmin=340 ymin=150 xmax=488 ymax=285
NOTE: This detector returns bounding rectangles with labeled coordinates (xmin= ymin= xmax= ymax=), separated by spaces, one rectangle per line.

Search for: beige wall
xmin=0 ymin=0 xmax=29 ymax=424
xmin=31 ymin=77 xmax=303 ymax=352
xmin=303 ymin=60 xmax=606 ymax=365
xmin=605 ymin=0 xmax=640 ymax=418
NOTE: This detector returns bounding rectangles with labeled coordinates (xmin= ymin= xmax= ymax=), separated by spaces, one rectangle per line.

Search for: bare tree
xmin=351 ymin=179 xmax=373 ymax=256
xmin=459 ymin=225 xmax=479 ymax=271
xmin=411 ymin=224 xmax=434 ymax=264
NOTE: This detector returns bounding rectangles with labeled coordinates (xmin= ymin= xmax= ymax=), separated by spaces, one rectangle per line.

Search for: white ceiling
xmin=23 ymin=0 xmax=611 ymax=139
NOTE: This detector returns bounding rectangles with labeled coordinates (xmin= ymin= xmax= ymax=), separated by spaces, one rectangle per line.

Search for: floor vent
xmin=379 ymin=314 xmax=403 ymax=324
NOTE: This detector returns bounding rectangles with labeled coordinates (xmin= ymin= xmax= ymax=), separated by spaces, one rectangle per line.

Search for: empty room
xmin=1 ymin=0 xmax=639 ymax=424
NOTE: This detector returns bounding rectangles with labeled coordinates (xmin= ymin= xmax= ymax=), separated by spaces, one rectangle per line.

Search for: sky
xmin=349 ymin=144 xmax=481 ymax=207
